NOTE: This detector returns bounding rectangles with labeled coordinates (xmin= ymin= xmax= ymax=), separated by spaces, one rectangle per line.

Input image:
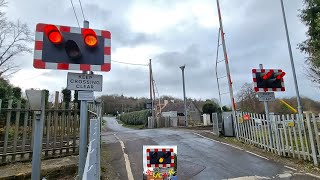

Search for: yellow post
xmin=279 ymin=99 xmax=298 ymax=113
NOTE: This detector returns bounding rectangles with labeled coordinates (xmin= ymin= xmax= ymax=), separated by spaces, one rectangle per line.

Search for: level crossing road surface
xmin=101 ymin=117 xmax=319 ymax=180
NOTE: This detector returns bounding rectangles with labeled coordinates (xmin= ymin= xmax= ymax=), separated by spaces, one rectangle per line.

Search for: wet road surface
xmin=101 ymin=117 xmax=319 ymax=180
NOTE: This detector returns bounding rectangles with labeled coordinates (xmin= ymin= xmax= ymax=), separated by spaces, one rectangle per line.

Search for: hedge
xmin=119 ymin=110 xmax=150 ymax=125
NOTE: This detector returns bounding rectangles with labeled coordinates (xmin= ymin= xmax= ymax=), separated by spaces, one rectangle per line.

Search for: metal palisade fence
xmin=236 ymin=111 xmax=320 ymax=166
xmin=83 ymin=104 xmax=102 ymax=179
xmin=0 ymin=97 xmax=100 ymax=165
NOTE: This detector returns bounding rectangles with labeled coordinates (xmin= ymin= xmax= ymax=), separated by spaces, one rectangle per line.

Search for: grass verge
xmin=115 ymin=118 xmax=145 ymax=129
xmin=102 ymin=119 xmax=107 ymax=126
xmin=121 ymin=123 xmax=145 ymax=129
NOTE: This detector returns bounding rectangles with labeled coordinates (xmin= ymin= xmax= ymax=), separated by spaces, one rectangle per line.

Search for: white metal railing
xmin=236 ymin=111 xmax=320 ymax=166
xmin=82 ymin=107 xmax=101 ymax=180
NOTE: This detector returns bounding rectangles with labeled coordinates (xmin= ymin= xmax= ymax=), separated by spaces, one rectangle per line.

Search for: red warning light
xmin=83 ymin=29 xmax=97 ymax=47
xmin=45 ymin=25 xmax=63 ymax=44
xmin=276 ymin=72 xmax=286 ymax=80
xmin=262 ymin=70 xmax=273 ymax=80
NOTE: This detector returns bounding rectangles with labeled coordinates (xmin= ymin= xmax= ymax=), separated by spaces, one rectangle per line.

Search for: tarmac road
xmin=101 ymin=117 xmax=319 ymax=180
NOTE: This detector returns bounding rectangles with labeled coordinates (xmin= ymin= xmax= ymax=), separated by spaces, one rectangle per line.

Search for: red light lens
xmin=83 ymin=29 xmax=98 ymax=47
xmin=84 ymin=35 xmax=97 ymax=47
xmin=276 ymin=72 xmax=286 ymax=80
xmin=48 ymin=31 xmax=62 ymax=44
xmin=45 ymin=25 xmax=63 ymax=44
xmin=262 ymin=71 xmax=273 ymax=80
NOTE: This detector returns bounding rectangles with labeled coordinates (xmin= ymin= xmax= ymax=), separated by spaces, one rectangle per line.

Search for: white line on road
xmin=192 ymin=132 xmax=271 ymax=160
xmin=193 ymin=132 xmax=219 ymax=142
xmin=114 ymin=134 xmax=134 ymax=180
xmin=284 ymin=166 xmax=297 ymax=171
xmin=245 ymin=151 xmax=269 ymax=160
xmin=193 ymin=132 xmax=243 ymax=150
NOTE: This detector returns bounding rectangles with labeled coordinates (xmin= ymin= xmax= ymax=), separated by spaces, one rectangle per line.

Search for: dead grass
xmin=0 ymin=156 xmax=78 ymax=180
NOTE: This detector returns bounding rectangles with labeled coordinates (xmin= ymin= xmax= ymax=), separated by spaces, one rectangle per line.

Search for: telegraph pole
xmin=180 ymin=65 xmax=188 ymax=127
xmin=280 ymin=0 xmax=303 ymax=118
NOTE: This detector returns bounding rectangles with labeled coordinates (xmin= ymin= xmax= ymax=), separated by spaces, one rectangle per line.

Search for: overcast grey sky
xmin=5 ymin=0 xmax=319 ymax=105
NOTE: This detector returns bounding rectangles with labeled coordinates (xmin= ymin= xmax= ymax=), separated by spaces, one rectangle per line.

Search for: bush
xmin=119 ymin=110 xmax=149 ymax=125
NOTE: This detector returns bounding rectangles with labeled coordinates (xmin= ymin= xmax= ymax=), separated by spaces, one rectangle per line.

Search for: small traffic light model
xmin=146 ymin=148 xmax=174 ymax=168
xmin=33 ymin=23 xmax=111 ymax=72
xmin=252 ymin=69 xmax=286 ymax=92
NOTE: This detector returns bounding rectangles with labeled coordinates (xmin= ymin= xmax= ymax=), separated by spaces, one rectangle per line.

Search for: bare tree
xmin=236 ymin=83 xmax=263 ymax=113
xmin=0 ymin=0 xmax=33 ymax=78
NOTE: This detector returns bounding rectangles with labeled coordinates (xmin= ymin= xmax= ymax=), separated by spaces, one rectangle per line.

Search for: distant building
xmin=161 ymin=101 xmax=202 ymax=126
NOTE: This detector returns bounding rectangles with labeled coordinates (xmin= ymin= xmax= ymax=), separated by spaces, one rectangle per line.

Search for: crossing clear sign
xmin=258 ymin=92 xmax=275 ymax=102
xmin=67 ymin=72 xmax=102 ymax=91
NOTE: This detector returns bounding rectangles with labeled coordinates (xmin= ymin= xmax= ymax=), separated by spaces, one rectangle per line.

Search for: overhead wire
xmin=111 ymin=60 xmax=149 ymax=66
xmin=23 ymin=71 xmax=53 ymax=81
xmin=78 ymin=0 xmax=86 ymax=21
xmin=70 ymin=0 xmax=80 ymax=28
xmin=22 ymin=60 xmax=146 ymax=81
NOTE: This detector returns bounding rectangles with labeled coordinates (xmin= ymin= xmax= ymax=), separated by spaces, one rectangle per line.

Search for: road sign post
xmin=252 ymin=64 xmax=287 ymax=149
xmin=26 ymin=90 xmax=46 ymax=180
xmin=33 ymin=21 xmax=111 ymax=179
xmin=260 ymin=64 xmax=273 ymax=149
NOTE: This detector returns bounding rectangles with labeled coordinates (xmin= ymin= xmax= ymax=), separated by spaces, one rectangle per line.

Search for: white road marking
xmin=284 ymin=165 xmax=297 ymax=171
xmin=245 ymin=151 xmax=269 ymax=160
xmin=277 ymin=173 xmax=292 ymax=178
xmin=193 ymin=132 xmax=243 ymax=150
xmin=222 ymin=175 xmax=270 ymax=180
xmin=193 ymin=132 xmax=219 ymax=142
xmin=223 ymin=173 xmax=294 ymax=179
xmin=114 ymin=134 xmax=134 ymax=180
xmin=193 ymin=132 xmax=271 ymax=160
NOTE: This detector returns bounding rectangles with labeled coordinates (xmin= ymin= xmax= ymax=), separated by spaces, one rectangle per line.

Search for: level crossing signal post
xmin=32 ymin=21 xmax=111 ymax=179
xmin=252 ymin=64 xmax=286 ymax=149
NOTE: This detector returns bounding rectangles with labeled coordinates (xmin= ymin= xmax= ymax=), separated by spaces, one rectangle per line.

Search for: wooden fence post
xmin=21 ymin=103 xmax=29 ymax=159
xmin=45 ymin=110 xmax=51 ymax=157
xmin=30 ymin=112 xmax=36 ymax=160
xmin=73 ymin=103 xmax=78 ymax=153
xmin=2 ymin=99 xmax=13 ymax=163
xmin=66 ymin=102 xmax=71 ymax=154
xmin=53 ymin=91 xmax=59 ymax=156
xmin=12 ymin=101 xmax=21 ymax=161
xmin=60 ymin=102 xmax=66 ymax=155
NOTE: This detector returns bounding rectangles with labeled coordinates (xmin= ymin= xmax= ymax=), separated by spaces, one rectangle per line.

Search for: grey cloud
xmin=154 ymin=44 xmax=202 ymax=70
xmin=6 ymin=0 xmax=320 ymax=105
xmin=82 ymin=3 xmax=159 ymax=48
